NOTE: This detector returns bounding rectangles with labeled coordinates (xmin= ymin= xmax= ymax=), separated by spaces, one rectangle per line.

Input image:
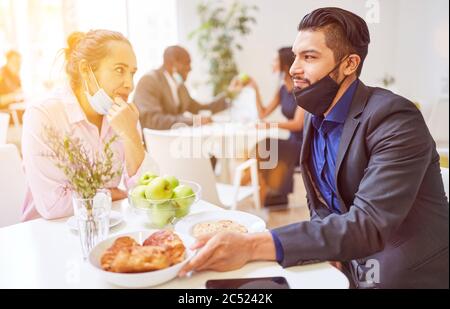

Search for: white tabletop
xmin=0 ymin=199 xmax=348 ymax=289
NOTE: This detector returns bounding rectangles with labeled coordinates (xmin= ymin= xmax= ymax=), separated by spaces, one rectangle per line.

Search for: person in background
xmin=134 ymin=45 xmax=241 ymax=130
xmin=180 ymin=7 xmax=449 ymax=289
xmin=243 ymin=47 xmax=305 ymax=207
xmin=0 ymin=50 xmax=23 ymax=109
xmin=21 ymin=30 xmax=148 ymax=220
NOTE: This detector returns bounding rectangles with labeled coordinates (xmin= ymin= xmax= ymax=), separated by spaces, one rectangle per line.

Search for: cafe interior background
xmin=0 ymin=0 xmax=448 ymax=254
xmin=1 ymin=0 xmax=449 ymax=217
xmin=0 ymin=0 xmax=449 ymax=224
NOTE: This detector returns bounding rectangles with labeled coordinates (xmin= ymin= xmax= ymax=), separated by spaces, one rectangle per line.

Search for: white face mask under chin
xmin=84 ymin=68 xmax=114 ymax=115
xmin=172 ymin=71 xmax=184 ymax=86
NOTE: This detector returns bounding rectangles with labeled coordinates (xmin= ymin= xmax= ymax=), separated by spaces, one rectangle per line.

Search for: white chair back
xmin=0 ymin=144 xmax=27 ymax=227
xmin=143 ymin=128 xmax=223 ymax=206
xmin=441 ymin=167 xmax=449 ymax=201
xmin=0 ymin=112 xmax=10 ymax=144
xmin=428 ymin=97 xmax=449 ymax=147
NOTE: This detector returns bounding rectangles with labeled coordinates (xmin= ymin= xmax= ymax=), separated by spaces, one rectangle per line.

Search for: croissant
xmin=100 ymin=231 xmax=186 ymax=273
xmin=101 ymin=236 xmax=138 ymax=271
xmin=143 ymin=230 xmax=186 ymax=265
xmin=109 ymin=245 xmax=171 ymax=273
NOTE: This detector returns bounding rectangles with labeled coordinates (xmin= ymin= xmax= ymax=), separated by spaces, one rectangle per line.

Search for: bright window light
xmin=0 ymin=0 xmax=178 ymax=96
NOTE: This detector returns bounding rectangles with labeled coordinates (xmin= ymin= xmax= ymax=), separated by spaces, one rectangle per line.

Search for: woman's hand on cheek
xmin=106 ymin=97 xmax=140 ymax=139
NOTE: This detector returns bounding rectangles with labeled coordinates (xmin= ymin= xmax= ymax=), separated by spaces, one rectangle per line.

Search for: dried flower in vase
xmin=41 ymin=126 xmax=121 ymax=202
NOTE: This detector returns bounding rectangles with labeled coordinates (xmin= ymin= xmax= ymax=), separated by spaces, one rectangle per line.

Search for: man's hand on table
xmin=178 ymin=231 xmax=276 ymax=277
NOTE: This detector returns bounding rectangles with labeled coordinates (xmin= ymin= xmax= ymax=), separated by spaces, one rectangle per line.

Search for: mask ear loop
xmin=87 ymin=66 xmax=101 ymax=93
xmin=329 ymin=55 xmax=351 ymax=86
xmin=88 ymin=65 xmax=120 ymax=106
xmin=83 ymin=76 xmax=91 ymax=96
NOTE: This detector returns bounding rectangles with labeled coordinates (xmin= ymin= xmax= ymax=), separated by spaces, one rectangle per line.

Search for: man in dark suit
xmin=134 ymin=46 xmax=238 ymax=130
xmin=179 ymin=7 xmax=449 ymax=289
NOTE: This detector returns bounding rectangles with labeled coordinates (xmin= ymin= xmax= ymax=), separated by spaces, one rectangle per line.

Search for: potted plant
xmin=189 ymin=0 xmax=258 ymax=96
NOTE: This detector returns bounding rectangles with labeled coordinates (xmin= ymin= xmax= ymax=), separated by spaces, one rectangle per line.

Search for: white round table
xmin=0 ymin=199 xmax=349 ymax=289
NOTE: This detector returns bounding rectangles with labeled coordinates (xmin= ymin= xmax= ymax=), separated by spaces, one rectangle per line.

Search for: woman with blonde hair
xmin=21 ymin=29 xmax=146 ymax=220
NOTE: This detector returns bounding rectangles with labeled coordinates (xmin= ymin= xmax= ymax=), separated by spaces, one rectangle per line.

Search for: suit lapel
xmin=334 ymin=81 xmax=372 ymax=210
xmin=300 ymin=114 xmax=313 ymax=165
xmin=300 ymin=113 xmax=325 ymax=211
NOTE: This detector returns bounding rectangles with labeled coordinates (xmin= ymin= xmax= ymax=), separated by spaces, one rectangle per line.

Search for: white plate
xmin=67 ymin=211 xmax=123 ymax=230
xmin=174 ymin=210 xmax=267 ymax=237
xmin=88 ymin=230 xmax=195 ymax=288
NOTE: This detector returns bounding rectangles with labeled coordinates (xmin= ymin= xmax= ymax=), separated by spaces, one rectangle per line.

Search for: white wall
xmin=175 ymin=0 xmax=449 ymax=119
xmin=393 ymin=0 xmax=449 ymax=118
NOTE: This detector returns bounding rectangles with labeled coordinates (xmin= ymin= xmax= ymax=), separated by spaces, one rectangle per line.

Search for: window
xmin=0 ymin=0 xmax=177 ymax=95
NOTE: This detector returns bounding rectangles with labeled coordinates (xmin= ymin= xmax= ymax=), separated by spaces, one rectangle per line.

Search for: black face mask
xmin=293 ymin=57 xmax=348 ymax=116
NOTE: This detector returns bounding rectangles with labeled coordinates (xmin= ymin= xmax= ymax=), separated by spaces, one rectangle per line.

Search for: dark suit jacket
xmin=134 ymin=68 xmax=229 ymax=130
xmin=273 ymin=81 xmax=449 ymax=288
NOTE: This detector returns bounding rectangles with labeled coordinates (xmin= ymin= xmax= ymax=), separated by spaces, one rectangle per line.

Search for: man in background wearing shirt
xmin=134 ymin=46 xmax=239 ymax=130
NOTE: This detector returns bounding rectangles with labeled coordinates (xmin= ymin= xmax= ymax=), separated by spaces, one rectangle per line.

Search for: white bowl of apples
xmin=129 ymin=172 xmax=201 ymax=228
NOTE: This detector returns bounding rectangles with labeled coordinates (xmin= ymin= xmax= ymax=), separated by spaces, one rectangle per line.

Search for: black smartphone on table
xmin=206 ymin=276 xmax=290 ymax=289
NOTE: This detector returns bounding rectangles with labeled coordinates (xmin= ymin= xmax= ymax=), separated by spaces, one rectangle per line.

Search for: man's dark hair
xmin=278 ymin=47 xmax=295 ymax=73
xmin=298 ymin=7 xmax=370 ymax=76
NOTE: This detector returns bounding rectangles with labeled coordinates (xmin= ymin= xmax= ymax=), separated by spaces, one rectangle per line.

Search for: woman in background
xmin=246 ymin=47 xmax=305 ymax=206
xmin=0 ymin=50 xmax=23 ymax=108
xmin=21 ymin=30 xmax=147 ymax=220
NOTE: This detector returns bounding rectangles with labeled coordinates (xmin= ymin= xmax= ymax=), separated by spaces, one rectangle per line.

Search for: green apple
xmin=144 ymin=177 xmax=173 ymax=201
xmin=164 ymin=175 xmax=179 ymax=190
xmin=173 ymin=185 xmax=195 ymax=218
xmin=130 ymin=185 xmax=151 ymax=209
xmin=239 ymin=73 xmax=250 ymax=85
xmin=150 ymin=202 xmax=175 ymax=227
xmin=138 ymin=171 xmax=158 ymax=186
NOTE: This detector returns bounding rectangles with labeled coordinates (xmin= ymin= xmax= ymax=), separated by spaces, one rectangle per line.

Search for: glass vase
xmin=72 ymin=190 xmax=111 ymax=258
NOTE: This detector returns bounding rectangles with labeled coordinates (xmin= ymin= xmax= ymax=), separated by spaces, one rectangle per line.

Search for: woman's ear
xmin=78 ymin=59 xmax=89 ymax=82
xmin=343 ymin=54 xmax=361 ymax=76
